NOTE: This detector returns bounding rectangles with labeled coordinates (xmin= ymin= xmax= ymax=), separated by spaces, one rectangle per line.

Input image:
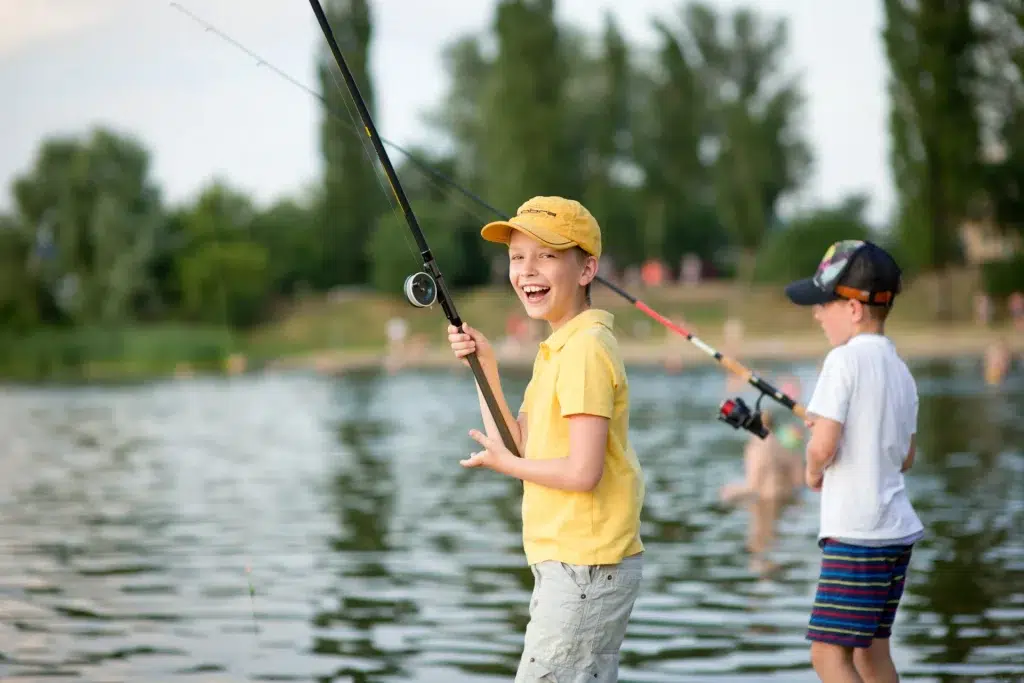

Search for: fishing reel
xmin=403 ymin=271 xmax=437 ymax=308
xmin=717 ymin=393 xmax=770 ymax=440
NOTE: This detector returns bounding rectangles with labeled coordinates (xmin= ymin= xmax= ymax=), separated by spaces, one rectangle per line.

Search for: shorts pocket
xmin=589 ymin=572 xmax=641 ymax=654
xmin=516 ymin=656 xmax=558 ymax=682
xmin=517 ymin=655 xmax=615 ymax=683
xmin=591 ymin=653 xmax=620 ymax=683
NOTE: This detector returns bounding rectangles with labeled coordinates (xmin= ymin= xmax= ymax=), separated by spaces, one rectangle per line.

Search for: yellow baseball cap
xmin=481 ymin=196 xmax=602 ymax=258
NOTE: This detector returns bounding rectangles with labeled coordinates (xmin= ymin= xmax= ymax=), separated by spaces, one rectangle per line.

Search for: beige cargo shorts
xmin=515 ymin=552 xmax=643 ymax=683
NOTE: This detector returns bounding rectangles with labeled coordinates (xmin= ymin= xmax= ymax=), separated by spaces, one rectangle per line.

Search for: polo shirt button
xmin=530 ymin=657 xmax=535 ymax=663
xmin=580 ymin=593 xmax=586 ymax=599
xmin=607 ymin=575 xmax=612 ymax=580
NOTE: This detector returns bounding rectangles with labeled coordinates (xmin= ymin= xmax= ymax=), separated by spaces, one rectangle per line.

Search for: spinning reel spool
xmin=717 ymin=393 xmax=770 ymax=440
xmin=403 ymin=271 xmax=437 ymax=308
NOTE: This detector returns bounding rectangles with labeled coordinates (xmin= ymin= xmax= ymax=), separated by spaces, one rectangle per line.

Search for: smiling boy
xmin=785 ymin=240 xmax=924 ymax=683
xmin=446 ymin=196 xmax=644 ymax=683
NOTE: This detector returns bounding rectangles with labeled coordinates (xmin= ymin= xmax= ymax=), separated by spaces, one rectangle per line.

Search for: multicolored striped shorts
xmin=806 ymin=538 xmax=913 ymax=649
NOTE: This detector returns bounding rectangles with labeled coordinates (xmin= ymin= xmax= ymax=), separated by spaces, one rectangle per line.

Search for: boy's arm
xmin=901 ymin=385 xmax=919 ymax=472
xmin=472 ymin=362 xmax=524 ymax=455
xmin=495 ymin=335 xmax=615 ymax=492
xmin=804 ymin=349 xmax=853 ymax=478
xmin=497 ymin=414 xmax=606 ymax=491
xmin=806 ymin=417 xmax=843 ymax=477
xmin=901 ymin=435 xmax=917 ymax=472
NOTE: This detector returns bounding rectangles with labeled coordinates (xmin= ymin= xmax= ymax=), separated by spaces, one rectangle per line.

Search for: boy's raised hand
xmin=447 ymin=323 xmax=494 ymax=368
xmin=461 ymin=428 xmax=514 ymax=472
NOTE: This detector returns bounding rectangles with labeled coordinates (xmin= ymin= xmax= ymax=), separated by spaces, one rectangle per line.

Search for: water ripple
xmin=0 ymin=361 xmax=1021 ymax=681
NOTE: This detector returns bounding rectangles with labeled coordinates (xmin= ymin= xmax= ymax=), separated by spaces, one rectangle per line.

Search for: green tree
xmin=976 ymin=0 xmax=1024 ymax=236
xmin=175 ymin=181 xmax=271 ymax=327
xmin=428 ymin=35 xmax=493 ymax=194
xmin=482 ymin=0 xmax=581 ymax=212
xmin=366 ymin=202 xmax=463 ymax=295
xmin=883 ymin=0 xmax=982 ymax=319
xmin=9 ymin=127 xmax=166 ymax=324
xmin=0 ymin=214 xmax=49 ymax=329
xmin=316 ymin=0 xmax=385 ymax=289
xmin=250 ymin=195 xmax=319 ymax=299
xmin=430 ymin=0 xmax=581 ymax=219
xmin=694 ymin=4 xmax=811 ymax=281
xmin=754 ymin=194 xmax=877 ymax=283
xmin=577 ymin=14 xmax=640 ymax=266
xmin=634 ymin=13 xmax=723 ymax=268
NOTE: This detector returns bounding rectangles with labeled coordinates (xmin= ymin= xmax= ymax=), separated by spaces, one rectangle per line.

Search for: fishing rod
xmin=306 ymin=0 xmax=521 ymax=455
xmin=173 ymin=2 xmax=806 ymax=437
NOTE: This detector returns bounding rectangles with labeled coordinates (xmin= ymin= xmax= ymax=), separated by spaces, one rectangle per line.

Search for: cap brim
xmin=480 ymin=217 xmax=577 ymax=250
xmin=784 ymin=278 xmax=837 ymax=306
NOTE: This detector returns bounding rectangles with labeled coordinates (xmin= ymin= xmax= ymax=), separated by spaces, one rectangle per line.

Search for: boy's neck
xmin=548 ymin=302 xmax=591 ymax=332
xmin=850 ymin=320 xmax=885 ymax=339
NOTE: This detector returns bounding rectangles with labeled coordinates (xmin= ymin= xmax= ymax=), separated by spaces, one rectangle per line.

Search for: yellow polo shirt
xmin=519 ymin=308 xmax=645 ymax=566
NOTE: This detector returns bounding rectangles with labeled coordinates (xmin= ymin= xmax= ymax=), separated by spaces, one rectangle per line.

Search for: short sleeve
xmin=807 ymin=347 xmax=854 ymax=424
xmin=555 ymin=334 xmax=616 ymax=418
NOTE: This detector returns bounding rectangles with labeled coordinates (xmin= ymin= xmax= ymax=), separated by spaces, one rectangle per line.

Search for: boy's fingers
xmin=460 ymin=452 xmax=485 ymax=467
xmin=468 ymin=429 xmax=492 ymax=447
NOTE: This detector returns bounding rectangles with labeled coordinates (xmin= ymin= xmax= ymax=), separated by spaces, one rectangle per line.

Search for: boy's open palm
xmin=462 ymin=429 xmax=513 ymax=471
xmin=447 ymin=323 xmax=494 ymax=368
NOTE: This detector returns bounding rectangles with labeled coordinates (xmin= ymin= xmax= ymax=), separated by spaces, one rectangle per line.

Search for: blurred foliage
xmin=980 ymin=254 xmax=1024 ymax=300
xmin=753 ymin=195 xmax=878 ymax=284
xmin=1 ymin=0 xmax=1021 ymax=378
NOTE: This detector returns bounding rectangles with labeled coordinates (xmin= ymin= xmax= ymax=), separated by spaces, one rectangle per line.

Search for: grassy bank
xmin=1 ymin=271 xmax=1018 ymax=382
xmin=245 ymin=270 xmax=991 ymax=358
xmin=0 ymin=325 xmax=240 ymax=383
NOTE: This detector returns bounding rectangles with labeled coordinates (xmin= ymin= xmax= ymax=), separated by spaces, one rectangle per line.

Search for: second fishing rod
xmin=181 ymin=1 xmax=806 ymax=438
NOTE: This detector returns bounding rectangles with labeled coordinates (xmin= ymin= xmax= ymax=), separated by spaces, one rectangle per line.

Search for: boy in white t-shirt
xmin=784 ymin=240 xmax=924 ymax=683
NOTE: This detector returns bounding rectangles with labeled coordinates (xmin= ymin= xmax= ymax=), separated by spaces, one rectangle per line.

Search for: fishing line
xmin=307 ymin=0 xmax=523 ymax=457
xmin=169 ymin=2 xmax=807 ymax=431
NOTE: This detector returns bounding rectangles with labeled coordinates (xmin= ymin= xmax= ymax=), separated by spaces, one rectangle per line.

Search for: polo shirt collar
xmin=539 ymin=309 xmax=614 ymax=353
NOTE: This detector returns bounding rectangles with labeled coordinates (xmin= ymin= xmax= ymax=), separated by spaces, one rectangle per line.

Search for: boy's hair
xmin=865 ymin=303 xmax=891 ymax=323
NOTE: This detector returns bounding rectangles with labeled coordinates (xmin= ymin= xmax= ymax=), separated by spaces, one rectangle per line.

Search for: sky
xmin=0 ymin=0 xmax=894 ymax=226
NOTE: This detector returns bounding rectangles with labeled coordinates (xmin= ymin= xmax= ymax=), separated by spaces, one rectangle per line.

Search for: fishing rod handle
xmin=465 ymin=351 xmax=522 ymax=457
xmin=718 ymin=355 xmax=809 ymax=419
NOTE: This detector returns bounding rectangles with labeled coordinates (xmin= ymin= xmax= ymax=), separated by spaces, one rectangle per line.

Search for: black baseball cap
xmin=785 ymin=240 xmax=902 ymax=307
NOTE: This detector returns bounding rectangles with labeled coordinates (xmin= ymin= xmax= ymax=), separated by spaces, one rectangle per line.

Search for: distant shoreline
xmin=266 ymin=326 xmax=1021 ymax=375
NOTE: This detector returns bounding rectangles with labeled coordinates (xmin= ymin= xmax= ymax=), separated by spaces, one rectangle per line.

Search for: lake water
xmin=0 ymin=358 xmax=1021 ymax=682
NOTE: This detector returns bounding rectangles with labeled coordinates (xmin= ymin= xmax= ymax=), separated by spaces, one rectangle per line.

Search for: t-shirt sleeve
xmin=807 ymin=347 xmax=854 ymax=424
xmin=555 ymin=333 xmax=616 ymax=418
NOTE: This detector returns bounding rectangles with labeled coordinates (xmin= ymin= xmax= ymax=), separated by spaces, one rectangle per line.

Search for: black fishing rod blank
xmin=307 ymin=0 xmax=520 ymax=456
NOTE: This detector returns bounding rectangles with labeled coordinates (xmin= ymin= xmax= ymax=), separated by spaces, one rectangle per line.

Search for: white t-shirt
xmin=807 ymin=334 xmax=925 ymax=545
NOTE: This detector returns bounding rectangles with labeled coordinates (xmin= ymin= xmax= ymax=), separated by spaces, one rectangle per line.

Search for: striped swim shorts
xmin=806 ymin=538 xmax=913 ymax=649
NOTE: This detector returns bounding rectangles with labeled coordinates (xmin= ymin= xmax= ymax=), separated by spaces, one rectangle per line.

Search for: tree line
xmin=0 ymin=0 xmax=1020 ymax=333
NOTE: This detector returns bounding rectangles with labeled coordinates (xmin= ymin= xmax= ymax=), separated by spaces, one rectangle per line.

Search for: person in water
xmin=720 ymin=409 xmax=804 ymax=572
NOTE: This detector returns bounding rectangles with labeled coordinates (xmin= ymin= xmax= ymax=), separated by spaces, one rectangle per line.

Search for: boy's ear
xmin=579 ymin=255 xmax=598 ymax=286
xmin=848 ymin=298 xmax=863 ymax=322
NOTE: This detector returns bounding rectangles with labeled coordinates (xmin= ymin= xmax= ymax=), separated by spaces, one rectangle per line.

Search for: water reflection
xmin=0 ymin=359 xmax=1020 ymax=682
